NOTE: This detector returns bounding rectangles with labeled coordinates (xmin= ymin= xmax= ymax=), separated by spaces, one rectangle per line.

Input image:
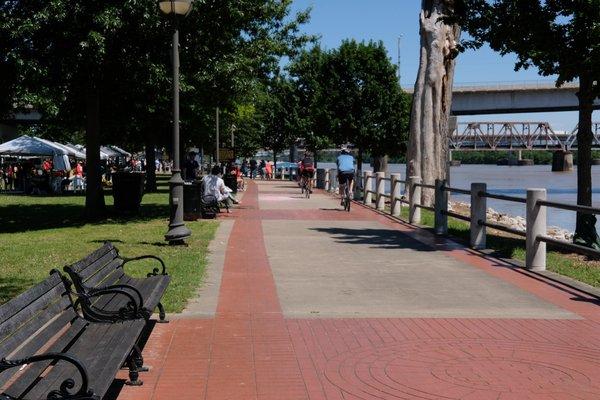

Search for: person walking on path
xmin=264 ymin=160 xmax=273 ymax=180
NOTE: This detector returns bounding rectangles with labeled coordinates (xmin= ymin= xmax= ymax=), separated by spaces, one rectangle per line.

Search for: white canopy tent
xmin=0 ymin=135 xmax=73 ymax=170
xmin=100 ymin=146 xmax=121 ymax=159
xmin=66 ymin=143 xmax=110 ymax=160
xmin=108 ymin=145 xmax=131 ymax=157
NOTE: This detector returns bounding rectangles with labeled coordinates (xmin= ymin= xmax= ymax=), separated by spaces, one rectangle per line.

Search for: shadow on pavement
xmin=311 ymin=227 xmax=436 ymax=251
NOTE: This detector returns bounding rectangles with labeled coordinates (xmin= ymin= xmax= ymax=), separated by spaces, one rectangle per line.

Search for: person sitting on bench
xmin=202 ymin=165 xmax=239 ymax=212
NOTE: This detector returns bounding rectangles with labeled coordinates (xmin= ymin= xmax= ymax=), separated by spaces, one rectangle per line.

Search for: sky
xmin=289 ymin=0 xmax=598 ymax=131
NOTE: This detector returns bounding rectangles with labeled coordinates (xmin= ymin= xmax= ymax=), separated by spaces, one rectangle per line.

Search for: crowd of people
xmin=0 ymin=158 xmax=85 ymax=194
xmin=240 ymin=159 xmax=274 ymax=180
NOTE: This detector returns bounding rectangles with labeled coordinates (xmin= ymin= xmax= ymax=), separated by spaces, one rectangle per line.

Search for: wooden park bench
xmin=0 ymin=270 xmax=147 ymax=400
xmin=64 ymin=242 xmax=170 ymax=323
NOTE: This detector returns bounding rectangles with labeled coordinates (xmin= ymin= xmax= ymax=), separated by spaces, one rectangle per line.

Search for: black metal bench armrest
xmin=122 ymin=255 xmax=168 ymax=276
xmin=0 ymin=353 xmax=96 ymax=399
xmin=77 ymin=287 xmax=148 ymax=322
xmin=89 ymin=284 xmax=144 ymax=310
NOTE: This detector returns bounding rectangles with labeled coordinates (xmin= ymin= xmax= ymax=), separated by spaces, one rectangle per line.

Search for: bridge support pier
xmin=552 ymin=150 xmax=573 ymax=172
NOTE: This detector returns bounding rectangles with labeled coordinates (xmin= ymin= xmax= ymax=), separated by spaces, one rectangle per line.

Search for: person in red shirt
xmin=42 ymin=158 xmax=52 ymax=172
xmin=75 ymin=162 xmax=83 ymax=177
xmin=300 ymin=151 xmax=315 ymax=193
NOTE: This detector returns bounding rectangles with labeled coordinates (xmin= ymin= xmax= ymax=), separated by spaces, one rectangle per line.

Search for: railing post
xmin=408 ymin=176 xmax=421 ymax=224
xmin=470 ymin=183 xmax=487 ymax=249
xmin=363 ymin=171 xmax=373 ymax=205
xmin=434 ymin=179 xmax=448 ymax=235
xmin=324 ymin=168 xmax=330 ymax=191
xmin=329 ymin=169 xmax=338 ymax=193
xmin=375 ymin=172 xmax=385 ymax=211
xmin=526 ymin=188 xmax=547 ymax=270
xmin=390 ymin=173 xmax=402 ymax=217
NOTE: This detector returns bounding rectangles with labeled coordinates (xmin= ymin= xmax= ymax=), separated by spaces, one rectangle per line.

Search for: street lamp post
xmin=160 ymin=0 xmax=193 ymax=244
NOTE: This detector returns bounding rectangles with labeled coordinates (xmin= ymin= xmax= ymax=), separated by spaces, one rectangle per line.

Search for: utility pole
xmin=231 ymin=124 xmax=235 ymax=148
xmin=215 ymin=107 xmax=220 ymax=165
xmin=397 ymin=35 xmax=403 ymax=84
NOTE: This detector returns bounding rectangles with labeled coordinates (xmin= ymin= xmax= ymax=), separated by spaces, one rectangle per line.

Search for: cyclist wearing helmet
xmin=336 ymin=146 xmax=355 ymax=205
xmin=300 ymin=151 xmax=315 ymax=193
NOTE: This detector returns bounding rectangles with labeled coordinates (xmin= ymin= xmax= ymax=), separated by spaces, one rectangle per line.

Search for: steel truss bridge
xmin=450 ymin=122 xmax=600 ymax=151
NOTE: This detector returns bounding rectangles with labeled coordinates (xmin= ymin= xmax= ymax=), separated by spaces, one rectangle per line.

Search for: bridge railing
xmin=316 ymin=168 xmax=600 ymax=270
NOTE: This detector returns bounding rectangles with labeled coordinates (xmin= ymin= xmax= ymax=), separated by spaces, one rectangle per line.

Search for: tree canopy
xmin=0 ymin=0 xmax=312 ymax=216
xmin=289 ymin=40 xmax=411 ymax=167
xmin=452 ymin=0 xmax=600 ymax=244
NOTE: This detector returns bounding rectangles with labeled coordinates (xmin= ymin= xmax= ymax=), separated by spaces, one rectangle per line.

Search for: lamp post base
xmin=165 ymin=170 xmax=192 ymax=244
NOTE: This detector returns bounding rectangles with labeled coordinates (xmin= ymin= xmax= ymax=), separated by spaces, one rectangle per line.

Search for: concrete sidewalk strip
xmin=117 ymin=180 xmax=600 ymax=400
xmin=180 ymin=219 xmax=235 ymax=317
xmin=263 ymin=219 xmax=576 ymax=319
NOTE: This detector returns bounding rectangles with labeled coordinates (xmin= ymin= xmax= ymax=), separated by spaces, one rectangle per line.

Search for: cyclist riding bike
xmin=300 ymin=151 xmax=315 ymax=194
xmin=336 ymin=147 xmax=355 ymax=206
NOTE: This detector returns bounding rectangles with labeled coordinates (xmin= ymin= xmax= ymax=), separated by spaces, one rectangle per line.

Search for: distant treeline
xmin=453 ymin=151 xmax=600 ymax=165
xmin=315 ymin=150 xmax=600 ymax=165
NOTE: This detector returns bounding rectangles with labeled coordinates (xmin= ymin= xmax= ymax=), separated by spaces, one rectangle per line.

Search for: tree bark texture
xmin=406 ymin=0 xmax=460 ymax=206
xmin=372 ymin=155 xmax=388 ymax=174
xmin=574 ymin=73 xmax=598 ymax=246
xmin=85 ymin=89 xmax=106 ymax=219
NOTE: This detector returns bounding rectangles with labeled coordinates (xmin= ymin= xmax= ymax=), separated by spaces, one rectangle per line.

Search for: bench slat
xmin=82 ymin=258 xmax=125 ymax=289
xmin=1 ymin=318 xmax=87 ymax=397
xmin=68 ymin=243 xmax=116 ymax=275
xmin=0 ymin=286 xmax=71 ymax=353
xmin=24 ymin=320 xmax=144 ymax=399
xmin=68 ymin=249 xmax=118 ymax=281
xmin=0 ymin=273 xmax=63 ymax=325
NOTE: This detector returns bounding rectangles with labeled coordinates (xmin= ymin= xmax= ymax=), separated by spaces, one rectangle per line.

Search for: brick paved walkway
xmin=117 ymin=180 xmax=600 ymax=400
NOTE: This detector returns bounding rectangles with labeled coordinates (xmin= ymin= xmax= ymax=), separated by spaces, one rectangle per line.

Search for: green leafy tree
xmin=2 ymin=0 xmax=312 ymax=213
xmin=453 ymin=0 xmax=600 ymax=246
xmin=288 ymin=46 xmax=335 ymax=154
xmin=256 ymin=76 xmax=301 ymax=167
xmin=293 ymin=40 xmax=410 ymax=172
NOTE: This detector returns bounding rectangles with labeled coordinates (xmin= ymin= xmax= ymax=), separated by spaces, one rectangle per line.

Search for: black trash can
xmin=183 ymin=181 xmax=202 ymax=221
xmin=223 ymin=174 xmax=238 ymax=194
xmin=112 ymin=172 xmax=145 ymax=214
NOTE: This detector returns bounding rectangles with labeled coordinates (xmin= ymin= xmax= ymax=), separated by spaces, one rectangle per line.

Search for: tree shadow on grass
xmin=0 ymin=276 xmax=38 ymax=304
xmin=0 ymin=201 xmax=169 ymax=234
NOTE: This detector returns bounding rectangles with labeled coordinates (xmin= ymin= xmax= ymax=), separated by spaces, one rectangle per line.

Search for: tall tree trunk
xmin=357 ymin=148 xmax=363 ymax=174
xmin=373 ymin=155 xmax=388 ymax=174
xmin=573 ymin=73 xmax=598 ymax=247
xmin=145 ymin=140 xmax=157 ymax=192
xmin=406 ymin=0 xmax=460 ymax=206
xmin=85 ymin=89 xmax=106 ymax=219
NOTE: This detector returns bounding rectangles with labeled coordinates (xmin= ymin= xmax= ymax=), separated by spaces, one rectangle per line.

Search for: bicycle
xmin=301 ymin=175 xmax=311 ymax=199
xmin=339 ymin=181 xmax=351 ymax=212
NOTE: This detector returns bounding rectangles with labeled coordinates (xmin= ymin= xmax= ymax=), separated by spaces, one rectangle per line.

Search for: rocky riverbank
xmin=449 ymin=201 xmax=574 ymax=241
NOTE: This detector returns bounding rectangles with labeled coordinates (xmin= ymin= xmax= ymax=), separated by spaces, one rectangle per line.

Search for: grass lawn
xmin=0 ymin=175 xmax=218 ymax=312
xmin=399 ymin=207 xmax=600 ymax=288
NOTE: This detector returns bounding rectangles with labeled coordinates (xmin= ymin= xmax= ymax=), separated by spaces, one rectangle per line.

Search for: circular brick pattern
xmin=325 ymin=340 xmax=600 ymax=399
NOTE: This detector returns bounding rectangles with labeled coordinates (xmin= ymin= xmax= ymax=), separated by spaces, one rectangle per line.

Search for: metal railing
xmin=314 ymin=167 xmax=600 ymax=270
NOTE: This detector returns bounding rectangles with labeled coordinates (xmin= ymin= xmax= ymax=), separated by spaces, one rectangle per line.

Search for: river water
xmin=318 ymin=163 xmax=600 ymax=232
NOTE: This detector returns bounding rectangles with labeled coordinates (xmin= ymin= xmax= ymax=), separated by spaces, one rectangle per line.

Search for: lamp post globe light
xmin=161 ymin=0 xmax=193 ymax=244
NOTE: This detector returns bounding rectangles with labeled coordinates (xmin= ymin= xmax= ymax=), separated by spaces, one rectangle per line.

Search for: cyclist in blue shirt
xmin=336 ymin=146 xmax=355 ymax=206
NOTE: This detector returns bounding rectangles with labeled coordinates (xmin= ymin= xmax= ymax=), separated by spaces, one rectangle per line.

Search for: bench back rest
xmin=64 ymin=242 xmax=124 ymax=291
xmin=0 ymin=271 xmax=78 ymax=386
